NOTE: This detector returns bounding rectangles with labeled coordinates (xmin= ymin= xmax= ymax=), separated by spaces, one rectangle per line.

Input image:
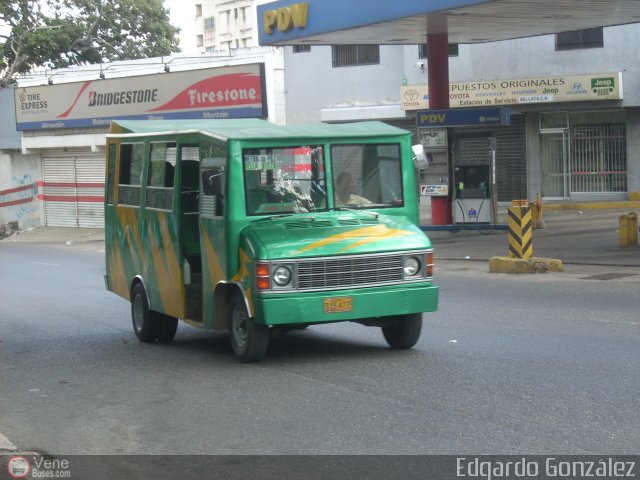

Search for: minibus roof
xmin=108 ymin=119 xmax=410 ymax=141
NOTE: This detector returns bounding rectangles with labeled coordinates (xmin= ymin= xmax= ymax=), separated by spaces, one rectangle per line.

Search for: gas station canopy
xmin=257 ymin=0 xmax=640 ymax=46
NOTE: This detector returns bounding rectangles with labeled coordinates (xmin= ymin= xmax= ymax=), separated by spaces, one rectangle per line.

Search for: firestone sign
xmin=400 ymin=72 xmax=622 ymax=110
xmin=14 ymin=63 xmax=267 ymax=131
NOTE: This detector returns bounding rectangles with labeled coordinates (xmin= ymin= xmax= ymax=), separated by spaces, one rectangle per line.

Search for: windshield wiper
xmin=252 ymin=214 xmax=317 ymax=223
xmin=335 ymin=207 xmax=379 ymax=218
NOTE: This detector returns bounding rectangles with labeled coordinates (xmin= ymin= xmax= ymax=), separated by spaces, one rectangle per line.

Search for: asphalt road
xmin=0 ymin=243 xmax=638 ymax=456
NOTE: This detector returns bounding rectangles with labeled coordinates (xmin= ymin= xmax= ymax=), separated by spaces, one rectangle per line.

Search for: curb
xmin=543 ymin=200 xmax=640 ymax=211
xmin=489 ymin=256 xmax=564 ymax=274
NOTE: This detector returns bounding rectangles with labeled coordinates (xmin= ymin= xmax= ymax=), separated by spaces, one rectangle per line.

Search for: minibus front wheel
xmin=131 ymin=282 xmax=178 ymax=343
xmin=228 ymin=292 xmax=269 ymax=363
xmin=381 ymin=313 xmax=423 ymax=349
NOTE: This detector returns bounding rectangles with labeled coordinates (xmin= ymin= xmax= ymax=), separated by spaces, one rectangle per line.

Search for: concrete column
xmin=426 ymin=15 xmax=449 ymax=110
xmin=626 ymin=107 xmax=640 ymax=197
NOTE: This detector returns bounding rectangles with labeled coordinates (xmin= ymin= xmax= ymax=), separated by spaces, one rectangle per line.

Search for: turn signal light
xmin=426 ymin=251 xmax=434 ymax=278
xmin=256 ymin=263 xmax=270 ymax=290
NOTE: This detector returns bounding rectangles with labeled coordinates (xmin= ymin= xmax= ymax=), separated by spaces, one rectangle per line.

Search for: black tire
xmin=156 ymin=314 xmax=178 ymax=342
xmin=228 ymin=292 xmax=269 ymax=363
xmin=381 ymin=313 xmax=423 ymax=349
xmin=131 ymin=283 xmax=178 ymax=343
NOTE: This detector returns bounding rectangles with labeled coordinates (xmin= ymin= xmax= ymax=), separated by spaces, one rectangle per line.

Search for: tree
xmin=0 ymin=0 xmax=181 ymax=85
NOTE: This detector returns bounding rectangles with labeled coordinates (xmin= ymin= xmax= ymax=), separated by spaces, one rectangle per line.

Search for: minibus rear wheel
xmin=229 ymin=292 xmax=269 ymax=362
xmin=381 ymin=313 xmax=422 ymax=349
xmin=131 ymin=283 xmax=177 ymax=343
xmin=156 ymin=314 xmax=178 ymax=342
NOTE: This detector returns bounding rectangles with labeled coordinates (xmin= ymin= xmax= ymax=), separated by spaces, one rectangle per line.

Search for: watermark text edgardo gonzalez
xmin=457 ymin=457 xmax=636 ymax=480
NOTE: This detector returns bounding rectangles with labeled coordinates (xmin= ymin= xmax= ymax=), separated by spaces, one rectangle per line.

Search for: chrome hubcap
xmin=133 ymin=294 xmax=145 ymax=331
xmin=231 ymin=304 xmax=248 ymax=350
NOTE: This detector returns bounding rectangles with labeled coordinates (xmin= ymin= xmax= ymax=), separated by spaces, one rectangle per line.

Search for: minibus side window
xmin=118 ymin=143 xmax=145 ymax=206
xmin=180 ymin=146 xmax=201 ymax=214
xmin=147 ymin=142 xmax=176 ymax=210
xmin=106 ymin=143 xmax=117 ymax=205
xmin=200 ymin=142 xmax=227 ymax=217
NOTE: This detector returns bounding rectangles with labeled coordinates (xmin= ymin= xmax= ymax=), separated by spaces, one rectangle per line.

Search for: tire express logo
xmin=18 ymin=89 xmax=48 ymax=112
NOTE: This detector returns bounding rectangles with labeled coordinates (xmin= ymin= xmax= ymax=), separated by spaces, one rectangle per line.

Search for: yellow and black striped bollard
xmin=508 ymin=205 xmax=533 ymax=259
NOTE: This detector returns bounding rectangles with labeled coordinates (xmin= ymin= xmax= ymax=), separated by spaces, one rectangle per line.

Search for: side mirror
xmin=412 ymin=144 xmax=431 ymax=170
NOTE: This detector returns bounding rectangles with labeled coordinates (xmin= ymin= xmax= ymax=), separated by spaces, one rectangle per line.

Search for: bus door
xmin=178 ymin=145 xmax=203 ymax=321
xmin=196 ymin=141 xmax=228 ymax=330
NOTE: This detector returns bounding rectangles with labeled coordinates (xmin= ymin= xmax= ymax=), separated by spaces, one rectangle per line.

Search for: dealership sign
xmin=400 ymin=72 xmax=622 ymax=110
xmin=14 ymin=63 xmax=267 ymax=130
xmin=416 ymin=108 xmax=511 ymax=128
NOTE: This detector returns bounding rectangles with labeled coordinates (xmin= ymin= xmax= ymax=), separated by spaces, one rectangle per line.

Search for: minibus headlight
xmin=403 ymin=256 xmax=421 ymax=276
xmin=273 ymin=266 xmax=292 ymax=286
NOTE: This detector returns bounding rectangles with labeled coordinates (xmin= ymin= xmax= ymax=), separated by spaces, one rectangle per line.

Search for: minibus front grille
xmin=296 ymin=255 xmax=403 ymax=290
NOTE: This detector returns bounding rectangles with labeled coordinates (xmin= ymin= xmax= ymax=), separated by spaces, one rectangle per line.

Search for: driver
xmin=335 ymin=171 xmax=372 ymax=207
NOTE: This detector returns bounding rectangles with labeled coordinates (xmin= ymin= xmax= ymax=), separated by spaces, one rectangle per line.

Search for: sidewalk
xmin=0 ymin=226 xmax=105 ymax=246
xmin=1 ymin=209 xmax=639 ymax=268
xmin=428 ymin=208 xmax=640 ymax=268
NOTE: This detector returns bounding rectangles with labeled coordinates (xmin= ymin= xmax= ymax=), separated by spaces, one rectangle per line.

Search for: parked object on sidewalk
xmin=619 ymin=212 xmax=638 ymax=248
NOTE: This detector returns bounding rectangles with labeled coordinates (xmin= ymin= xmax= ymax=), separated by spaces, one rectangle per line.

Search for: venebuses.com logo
xmin=6 ymin=455 xmax=72 ymax=478
xmin=7 ymin=456 xmax=30 ymax=478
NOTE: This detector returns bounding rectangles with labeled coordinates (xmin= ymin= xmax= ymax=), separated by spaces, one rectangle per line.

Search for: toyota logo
xmin=404 ymin=89 xmax=419 ymax=101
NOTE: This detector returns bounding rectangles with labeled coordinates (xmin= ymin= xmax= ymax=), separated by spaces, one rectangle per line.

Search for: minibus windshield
xmin=331 ymin=143 xmax=404 ymax=209
xmin=243 ymin=145 xmax=327 ymax=215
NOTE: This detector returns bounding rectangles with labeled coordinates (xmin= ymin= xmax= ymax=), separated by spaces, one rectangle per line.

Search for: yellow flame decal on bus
xmin=295 ymin=225 xmax=417 ymax=254
xmin=201 ymin=228 xmax=226 ymax=285
xmin=231 ymin=249 xmax=251 ymax=284
xmin=107 ymin=240 xmax=128 ymax=298
xmin=150 ymin=212 xmax=184 ymax=318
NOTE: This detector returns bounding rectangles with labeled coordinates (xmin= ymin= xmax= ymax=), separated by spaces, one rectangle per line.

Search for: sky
xmin=164 ymin=0 xmax=198 ymax=55
xmin=0 ymin=2 xmax=198 ymax=56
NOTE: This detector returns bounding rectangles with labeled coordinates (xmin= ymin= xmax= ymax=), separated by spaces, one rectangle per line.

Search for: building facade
xmin=1 ymin=0 xmax=639 ymax=229
xmin=281 ymin=25 xmax=640 ymax=213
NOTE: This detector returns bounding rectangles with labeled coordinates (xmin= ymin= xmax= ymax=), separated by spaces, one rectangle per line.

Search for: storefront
xmin=400 ymin=72 xmax=627 ymax=222
xmin=9 ymin=63 xmax=268 ymax=228
xmin=539 ymin=110 xmax=626 ymax=201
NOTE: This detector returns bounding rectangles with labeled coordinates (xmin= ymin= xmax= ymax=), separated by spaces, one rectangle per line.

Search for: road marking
xmin=0 ymin=431 xmax=17 ymax=451
xmin=32 ymin=262 xmax=60 ymax=266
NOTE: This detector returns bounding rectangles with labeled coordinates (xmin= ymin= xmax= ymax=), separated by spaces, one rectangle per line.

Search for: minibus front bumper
xmin=252 ymin=283 xmax=439 ymax=326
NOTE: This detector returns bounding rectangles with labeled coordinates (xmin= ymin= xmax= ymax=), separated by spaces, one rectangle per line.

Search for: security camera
xmin=416 ymin=61 xmax=425 ymax=70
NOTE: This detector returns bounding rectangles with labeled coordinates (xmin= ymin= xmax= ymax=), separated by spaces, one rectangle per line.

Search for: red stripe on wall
xmin=0 ymin=197 xmax=34 ymax=208
xmin=0 ymin=183 xmax=36 ymax=196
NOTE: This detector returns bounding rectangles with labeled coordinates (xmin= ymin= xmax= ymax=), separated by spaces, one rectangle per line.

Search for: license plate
xmin=323 ymin=296 xmax=352 ymax=313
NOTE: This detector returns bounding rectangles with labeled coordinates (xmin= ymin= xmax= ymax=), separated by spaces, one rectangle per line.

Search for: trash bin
xmin=431 ymin=196 xmax=452 ymax=225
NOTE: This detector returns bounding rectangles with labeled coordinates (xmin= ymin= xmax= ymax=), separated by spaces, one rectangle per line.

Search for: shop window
xmin=418 ymin=43 xmax=459 ymax=59
xmin=540 ymin=112 xmax=568 ymax=130
xmin=569 ymin=110 xmax=626 ymax=193
xmin=332 ymin=45 xmax=379 ymax=67
xmin=556 ymin=27 xmax=603 ymax=50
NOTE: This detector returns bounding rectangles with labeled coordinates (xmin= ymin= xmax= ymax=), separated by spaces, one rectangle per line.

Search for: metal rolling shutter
xmin=453 ymin=115 xmax=526 ymax=202
xmin=494 ymin=115 xmax=527 ymax=202
xmin=75 ymin=154 xmax=105 ymax=227
xmin=42 ymin=150 xmax=105 ymax=228
xmin=42 ymin=155 xmax=78 ymax=227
